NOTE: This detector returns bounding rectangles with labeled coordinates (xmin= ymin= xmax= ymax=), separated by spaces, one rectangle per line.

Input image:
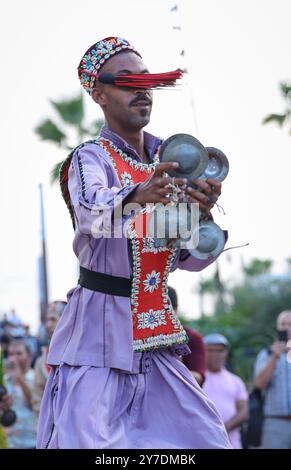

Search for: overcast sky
xmin=1 ymin=0 xmax=291 ymax=332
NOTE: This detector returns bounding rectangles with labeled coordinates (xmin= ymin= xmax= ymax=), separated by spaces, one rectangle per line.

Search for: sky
xmin=0 ymin=0 xmax=291 ymax=332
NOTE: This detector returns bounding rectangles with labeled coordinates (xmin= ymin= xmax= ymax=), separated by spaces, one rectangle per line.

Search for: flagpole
xmin=38 ymin=183 xmax=49 ymax=325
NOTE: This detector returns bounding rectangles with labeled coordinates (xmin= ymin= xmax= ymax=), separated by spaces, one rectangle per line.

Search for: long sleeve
xmin=68 ymin=143 xmax=140 ymax=235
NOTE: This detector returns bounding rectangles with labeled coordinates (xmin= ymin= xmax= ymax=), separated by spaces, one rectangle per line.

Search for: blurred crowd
xmin=1 ymin=292 xmax=291 ymax=449
xmin=0 ymin=302 xmax=66 ymax=449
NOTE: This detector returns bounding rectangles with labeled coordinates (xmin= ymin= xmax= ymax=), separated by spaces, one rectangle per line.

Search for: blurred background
xmin=1 ymin=0 xmax=291 ymax=383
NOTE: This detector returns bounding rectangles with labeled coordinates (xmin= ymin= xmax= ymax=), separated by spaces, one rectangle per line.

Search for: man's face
xmin=92 ymin=51 xmax=153 ymax=131
xmin=206 ymin=344 xmax=228 ymax=372
xmin=8 ymin=343 xmax=31 ymax=371
xmin=277 ymin=312 xmax=291 ymax=340
xmin=46 ymin=312 xmax=60 ymax=339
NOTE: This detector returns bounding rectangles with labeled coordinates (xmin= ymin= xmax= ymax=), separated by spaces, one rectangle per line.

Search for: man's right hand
xmin=130 ymin=162 xmax=187 ymax=205
xmin=255 ymin=340 xmax=288 ymax=390
xmin=272 ymin=341 xmax=286 ymax=359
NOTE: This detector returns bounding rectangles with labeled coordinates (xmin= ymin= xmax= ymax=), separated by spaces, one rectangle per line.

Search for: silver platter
xmin=159 ymin=133 xmax=208 ymax=180
xmin=188 ymin=221 xmax=225 ymax=260
xmin=204 ymin=147 xmax=229 ymax=182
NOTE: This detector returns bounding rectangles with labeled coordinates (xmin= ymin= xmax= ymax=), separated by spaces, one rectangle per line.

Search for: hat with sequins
xmin=78 ymin=37 xmax=141 ymax=95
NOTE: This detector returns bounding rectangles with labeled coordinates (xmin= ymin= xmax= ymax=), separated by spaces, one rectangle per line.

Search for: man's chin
xmin=136 ymin=113 xmax=151 ymax=129
xmin=132 ymin=107 xmax=151 ymax=121
xmin=123 ymin=111 xmax=151 ymax=131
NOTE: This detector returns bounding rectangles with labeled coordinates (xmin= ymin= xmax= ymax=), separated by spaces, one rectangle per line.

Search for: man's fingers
xmin=190 ymin=179 xmax=212 ymax=194
xmin=154 ymin=162 xmax=179 ymax=175
xmin=170 ymin=177 xmax=188 ymax=187
xmin=208 ymin=194 xmax=218 ymax=204
xmin=155 ymin=176 xmax=187 ymax=188
xmin=187 ymin=196 xmax=209 ymax=211
xmin=152 ymin=195 xmax=172 ymax=204
xmin=207 ymin=178 xmax=222 ymax=195
xmin=158 ymin=187 xmax=172 ymax=196
xmin=186 ymin=187 xmax=209 ymax=203
xmin=155 ymin=177 xmax=173 ymax=187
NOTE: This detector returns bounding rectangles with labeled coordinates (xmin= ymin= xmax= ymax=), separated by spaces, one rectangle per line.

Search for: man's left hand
xmin=185 ymin=178 xmax=222 ymax=213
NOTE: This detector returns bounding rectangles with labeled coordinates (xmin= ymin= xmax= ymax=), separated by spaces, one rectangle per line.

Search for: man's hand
xmin=185 ymin=178 xmax=222 ymax=213
xmin=131 ymin=162 xmax=188 ymax=205
xmin=272 ymin=341 xmax=287 ymax=359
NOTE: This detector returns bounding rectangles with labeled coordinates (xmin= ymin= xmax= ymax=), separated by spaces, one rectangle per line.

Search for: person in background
xmin=168 ymin=286 xmax=206 ymax=385
xmin=4 ymin=339 xmax=37 ymax=448
xmin=254 ymin=310 xmax=291 ymax=449
xmin=6 ymin=309 xmax=22 ymax=328
xmin=32 ymin=301 xmax=67 ymax=416
xmin=203 ymin=333 xmax=249 ymax=449
xmin=23 ymin=325 xmax=41 ymax=367
xmin=3 ymin=319 xmax=25 ymax=340
xmin=0 ymin=333 xmax=10 ymax=360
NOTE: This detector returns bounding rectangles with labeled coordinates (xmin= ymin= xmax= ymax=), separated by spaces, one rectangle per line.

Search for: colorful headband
xmin=78 ymin=37 xmax=141 ymax=95
xmin=78 ymin=37 xmax=183 ymax=93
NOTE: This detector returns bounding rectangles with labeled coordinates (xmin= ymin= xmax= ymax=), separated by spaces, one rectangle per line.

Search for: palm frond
xmin=279 ymin=82 xmax=291 ymax=98
xmin=50 ymin=93 xmax=84 ymax=126
xmin=35 ymin=119 xmax=66 ymax=144
xmin=262 ymin=113 xmax=287 ymax=127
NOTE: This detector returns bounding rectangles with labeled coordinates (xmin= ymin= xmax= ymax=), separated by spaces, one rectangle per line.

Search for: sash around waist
xmin=78 ymin=266 xmax=132 ymax=297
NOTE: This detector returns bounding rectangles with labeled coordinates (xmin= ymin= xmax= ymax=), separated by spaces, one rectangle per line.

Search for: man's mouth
xmin=131 ymin=100 xmax=151 ymax=107
xmin=130 ymin=96 xmax=152 ymax=107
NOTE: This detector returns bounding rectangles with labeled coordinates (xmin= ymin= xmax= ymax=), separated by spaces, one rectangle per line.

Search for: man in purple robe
xmin=37 ymin=37 xmax=231 ymax=449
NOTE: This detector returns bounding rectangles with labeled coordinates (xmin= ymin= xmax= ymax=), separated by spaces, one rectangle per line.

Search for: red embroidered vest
xmin=97 ymin=137 xmax=188 ymax=353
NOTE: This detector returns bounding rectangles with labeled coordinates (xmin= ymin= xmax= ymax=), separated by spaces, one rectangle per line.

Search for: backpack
xmin=246 ymin=387 xmax=264 ymax=447
xmin=246 ymin=348 xmax=272 ymax=447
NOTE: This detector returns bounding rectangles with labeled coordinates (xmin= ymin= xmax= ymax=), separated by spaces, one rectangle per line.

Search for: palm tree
xmin=34 ymin=93 xmax=103 ymax=183
xmin=263 ymin=81 xmax=291 ymax=134
xmin=243 ymin=258 xmax=273 ymax=277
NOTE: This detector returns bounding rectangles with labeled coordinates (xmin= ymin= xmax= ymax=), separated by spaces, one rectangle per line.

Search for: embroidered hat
xmin=78 ymin=37 xmax=141 ymax=95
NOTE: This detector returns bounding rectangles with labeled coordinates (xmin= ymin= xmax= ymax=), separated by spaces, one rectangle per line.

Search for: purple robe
xmin=37 ymin=128 xmax=231 ymax=449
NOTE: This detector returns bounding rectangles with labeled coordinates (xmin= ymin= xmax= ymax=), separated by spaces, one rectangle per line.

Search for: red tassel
xmin=85 ymin=69 xmax=184 ymax=89
xmin=113 ymin=70 xmax=183 ymax=88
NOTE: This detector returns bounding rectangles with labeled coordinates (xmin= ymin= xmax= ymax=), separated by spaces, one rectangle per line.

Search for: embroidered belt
xmin=78 ymin=266 xmax=131 ymax=297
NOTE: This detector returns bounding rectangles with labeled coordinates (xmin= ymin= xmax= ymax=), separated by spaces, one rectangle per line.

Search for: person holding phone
xmin=254 ymin=310 xmax=291 ymax=448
